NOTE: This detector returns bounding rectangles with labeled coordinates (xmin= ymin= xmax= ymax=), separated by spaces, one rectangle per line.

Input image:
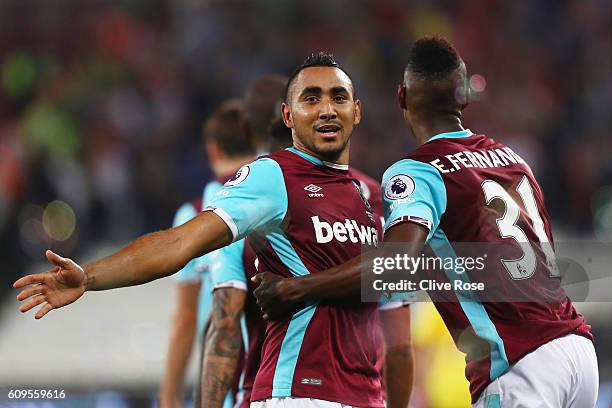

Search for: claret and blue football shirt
xmin=381 ymin=129 xmax=592 ymax=403
xmin=207 ymin=147 xmax=385 ymax=407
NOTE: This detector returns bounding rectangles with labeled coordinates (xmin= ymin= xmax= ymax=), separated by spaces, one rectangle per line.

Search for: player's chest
xmin=282 ymin=176 xmax=378 ymax=246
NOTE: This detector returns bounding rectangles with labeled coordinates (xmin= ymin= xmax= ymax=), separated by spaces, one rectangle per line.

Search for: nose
xmin=318 ymin=100 xmax=337 ymax=121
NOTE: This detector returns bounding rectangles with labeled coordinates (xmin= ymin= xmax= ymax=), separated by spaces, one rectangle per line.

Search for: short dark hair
xmin=203 ymin=100 xmax=254 ymax=158
xmin=405 ymin=36 xmax=462 ymax=80
xmin=244 ymin=75 xmax=288 ymax=147
xmin=285 ymin=52 xmax=354 ymax=100
xmin=266 ymin=118 xmax=293 ymax=152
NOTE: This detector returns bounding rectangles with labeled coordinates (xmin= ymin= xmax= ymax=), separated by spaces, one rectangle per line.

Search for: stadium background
xmin=1 ymin=0 xmax=611 ymax=407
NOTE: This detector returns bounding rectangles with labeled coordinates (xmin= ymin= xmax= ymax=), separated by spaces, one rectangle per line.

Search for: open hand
xmin=14 ymin=250 xmax=87 ymax=319
xmin=251 ymin=272 xmax=303 ymax=321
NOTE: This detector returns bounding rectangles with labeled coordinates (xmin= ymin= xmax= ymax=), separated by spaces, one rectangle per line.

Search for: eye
xmin=304 ymin=95 xmax=319 ymax=103
xmin=334 ymin=95 xmax=347 ymax=102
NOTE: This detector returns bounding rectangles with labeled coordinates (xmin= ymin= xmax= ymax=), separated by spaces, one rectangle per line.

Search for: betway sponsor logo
xmin=311 ymin=216 xmax=378 ymax=246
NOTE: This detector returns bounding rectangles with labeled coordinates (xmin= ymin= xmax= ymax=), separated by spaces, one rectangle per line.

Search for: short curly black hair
xmin=285 ymin=52 xmax=354 ymax=100
xmin=405 ymin=36 xmax=462 ymax=80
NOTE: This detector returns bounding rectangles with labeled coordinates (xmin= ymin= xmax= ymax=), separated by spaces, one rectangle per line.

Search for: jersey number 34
xmin=482 ymin=175 xmax=560 ymax=280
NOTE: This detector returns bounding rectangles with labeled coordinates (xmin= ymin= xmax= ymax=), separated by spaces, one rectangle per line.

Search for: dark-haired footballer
xmin=15 ymin=53 xmax=411 ymax=408
xmin=159 ymin=100 xmax=255 ymax=408
xmin=252 ymin=38 xmax=598 ymax=408
xmin=200 ymin=75 xmax=289 ymax=408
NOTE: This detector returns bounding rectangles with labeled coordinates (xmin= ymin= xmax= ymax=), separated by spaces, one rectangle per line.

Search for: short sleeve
xmin=206 ymin=158 xmax=287 ymax=241
xmin=172 ymin=202 xmax=204 ymax=283
xmin=209 ymin=239 xmax=248 ymax=292
xmin=381 ymin=159 xmax=447 ymax=243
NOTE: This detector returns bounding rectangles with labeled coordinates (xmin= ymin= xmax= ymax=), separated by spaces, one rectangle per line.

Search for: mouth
xmin=314 ymin=124 xmax=342 ymax=138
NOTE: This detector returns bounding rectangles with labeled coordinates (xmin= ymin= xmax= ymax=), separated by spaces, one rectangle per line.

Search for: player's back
xmin=383 ymin=130 xmax=592 ymax=402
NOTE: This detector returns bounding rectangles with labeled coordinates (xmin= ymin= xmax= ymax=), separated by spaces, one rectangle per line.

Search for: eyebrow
xmin=298 ymin=85 xmax=351 ymax=98
xmin=299 ymin=86 xmax=322 ymax=97
xmin=331 ymin=86 xmax=350 ymax=95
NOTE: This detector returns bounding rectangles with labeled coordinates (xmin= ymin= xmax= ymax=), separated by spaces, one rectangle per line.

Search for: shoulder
xmin=258 ymin=149 xmax=295 ymax=167
xmin=383 ymin=159 xmax=441 ymax=184
xmin=203 ymin=180 xmax=223 ymax=205
xmin=382 ymin=159 xmax=446 ymax=202
xmin=221 ymin=157 xmax=285 ymax=189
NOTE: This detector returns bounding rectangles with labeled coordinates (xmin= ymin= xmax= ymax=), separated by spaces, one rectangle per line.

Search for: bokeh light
xmin=22 ymin=103 xmax=80 ymax=158
xmin=595 ymin=202 xmax=612 ymax=242
xmin=1 ymin=51 xmax=36 ymax=100
xmin=42 ymin=200 xmax=77 ymax=242
xmin=593 ymin=186 xmax=612 ymax=242
xmin=469 ymin=74 xmax=487 ymax=93
xmin=19 ymin=204 xmax=46 ymax=258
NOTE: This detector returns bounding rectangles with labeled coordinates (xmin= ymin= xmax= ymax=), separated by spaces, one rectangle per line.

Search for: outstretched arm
xmin=201 ymin=287 xmax=246 ymax=408
xmin=253 ymin=222 xmax=427 ymax=320
xmin=14 ymin=211 xmax=232 ymax=319
xmin=84 ymin=211 xmax=231 ymax=290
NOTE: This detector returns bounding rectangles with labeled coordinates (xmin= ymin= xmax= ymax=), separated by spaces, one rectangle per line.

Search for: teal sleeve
xmin=209 ymin=239 xmax=248 ymax=291
xmin=206 ymin=158 xmax=288 ymax=241
xmin=382 ymin=159 xmax=447 ymax=243
xmin=202 ymin=180 xmax=223 ymax=206
xmin=172 ymin=202 xmax=204 ymax=282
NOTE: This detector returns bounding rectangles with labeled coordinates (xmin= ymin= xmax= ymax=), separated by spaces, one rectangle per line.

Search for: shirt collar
xmin=427 ymin=129 xmax=474 ymax=143
xmin=286 ymin=147 xmax=349 ymax=171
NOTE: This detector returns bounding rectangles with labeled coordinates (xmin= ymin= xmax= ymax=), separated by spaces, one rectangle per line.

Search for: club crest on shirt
xmin=358 ymin=180 xmax=371 ymax=200
xmin=225 ymin=165 xmax=250 ymax=186
xmin=385 ymin=174 xmax=415 ymax=200
xmin=353 ymin=180 xmax=375 ymax=222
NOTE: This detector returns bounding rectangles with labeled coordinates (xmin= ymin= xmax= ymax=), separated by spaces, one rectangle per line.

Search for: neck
xmin=408 ymin=114 xmax=465 ymax=146
xmin=212 ymin=155 xmax=254 ymax=176
xmin=292 ymin=141 xmax=350 ymax=165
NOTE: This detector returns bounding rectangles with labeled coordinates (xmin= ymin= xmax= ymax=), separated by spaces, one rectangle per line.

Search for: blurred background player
xmin=161 ymin=75 xmax=287 ymax=408
xmin=252 ymin=37 xmax=598 ymax=408
xmin=200 ymin=75 xmax=289 ymax=408
xmin=243 ymin=74 xmax=289 ymax=155
xmin=159 ymin=99 xmax=255 ymax=408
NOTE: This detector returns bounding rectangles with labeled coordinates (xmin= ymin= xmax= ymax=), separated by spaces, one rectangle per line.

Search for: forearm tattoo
xmin=200 ymin=289 xmax=244 ymax=408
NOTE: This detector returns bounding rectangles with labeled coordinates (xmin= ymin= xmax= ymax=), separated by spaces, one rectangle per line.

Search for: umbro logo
xmin=304 ymin=184 xmax=324 ymax=198
xmin=301 ymin=377 xmax=322 ymax=386
xmin=304 ymin=184 xmax=322 ymax=193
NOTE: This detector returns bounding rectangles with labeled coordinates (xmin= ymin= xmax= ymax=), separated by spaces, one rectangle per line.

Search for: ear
xmin=205 ymin=139 xmax=223 ymax=162
xmin=397 ymin=84 xmax=407 ymax=110
xmin=461 ymin=80 xmax=471 ymax=111
xmin=281 ymin=102 xmax=293 ymax=128
xmin=353 ymin=99 xmax=362 ymax=125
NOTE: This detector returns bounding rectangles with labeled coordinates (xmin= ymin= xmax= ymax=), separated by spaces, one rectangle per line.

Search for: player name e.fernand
xmin=429 ymin=146 xmax=526 ymax=174
xmin=372 ymin=278 xmax=485 ymax=292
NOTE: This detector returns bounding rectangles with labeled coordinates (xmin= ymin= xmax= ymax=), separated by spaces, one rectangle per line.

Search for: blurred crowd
xmin=1 ymin=1 xmax=612 ymax=406
xmin=2 ymin=0 xmax=612 ymax=282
